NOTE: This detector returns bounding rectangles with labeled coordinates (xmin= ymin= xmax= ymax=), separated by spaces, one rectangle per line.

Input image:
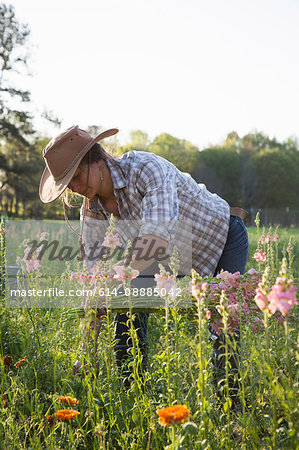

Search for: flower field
xmin=0 ymin=218 xmax=298 ymax=449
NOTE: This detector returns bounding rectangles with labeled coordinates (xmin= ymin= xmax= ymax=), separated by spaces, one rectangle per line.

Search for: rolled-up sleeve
xmin=135 ymin=159 xmax=179 ymax=243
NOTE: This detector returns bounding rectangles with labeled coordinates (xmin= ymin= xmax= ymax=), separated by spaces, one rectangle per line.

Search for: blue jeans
xmin=214 ymin=215 xmax=249 ymax=275
xmin=114 ymin=216 xmax=249 ymax=361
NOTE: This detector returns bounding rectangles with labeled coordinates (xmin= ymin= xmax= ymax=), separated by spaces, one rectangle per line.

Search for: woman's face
xmin=68 ymin=161 xmax=113 ymax=199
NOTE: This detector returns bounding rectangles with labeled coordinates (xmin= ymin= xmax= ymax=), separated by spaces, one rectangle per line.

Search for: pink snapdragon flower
xmin=271 ymin=233 xmax=279 ymax=242
xmin=72 ymin=272 xmax=95 ymax=286
xmin=260 ymin=233 xmax=279 ymax=244
xmin=253 ymin=251 xmax=267 ymax=263
xmin=255 ymin=277 xmax=298 ymax=317
xmin=37 ymin=231 xmax=49 ymax=241
xmin=90 ymin=263 xmax=114 ymax=281
xmin=204 ymin=308 xmax=211 ymax=320
xmin=216 ymin=270 xmax=240 ymax=288
xmin=260 ymin=234 xmax=270 ymax=245
xmin=246 ymin=268 xmax=260 ymax=281
xmin=206 ymin=268 xmax=264 ymax=334
xmin=23 ymin=258 xmax=41 ymax=273
xmin=267 ymin=278 xmax=298 ymax=317
xmin=21 ymin=247 xmax=41 ymax=273
xmin=154 ymin=273 xmax=177 ymax=299
xmin=254 ymin=286 xmax=268 ymax=311
xmin=103 ymin=231 xmax=121 ymax=249
xmin=113 ymin=264 xmax=139 ymax=281
xmin=191 ymin=281 xmax=208 ymax=297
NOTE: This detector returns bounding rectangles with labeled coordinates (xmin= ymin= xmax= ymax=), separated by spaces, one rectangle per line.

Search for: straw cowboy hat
xmin=39 ymin=125 xmax=119 ymax=203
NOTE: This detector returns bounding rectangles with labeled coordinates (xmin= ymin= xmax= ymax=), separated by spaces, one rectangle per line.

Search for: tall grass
xmin=0 ymin=220 xmax=298 ymax=449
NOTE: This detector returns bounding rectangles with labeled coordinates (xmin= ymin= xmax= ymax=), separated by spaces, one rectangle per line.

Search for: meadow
xmin=0 ymin=219 xmax=298 ymax=449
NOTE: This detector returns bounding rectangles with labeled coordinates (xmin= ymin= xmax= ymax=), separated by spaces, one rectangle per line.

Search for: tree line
xmin=120 ymin=130 xmax=299 ymax=211
xmin=0 ymin=2 xmax=298 ymax=220
xmin=1 ymin=127 xmax=298 ymax=220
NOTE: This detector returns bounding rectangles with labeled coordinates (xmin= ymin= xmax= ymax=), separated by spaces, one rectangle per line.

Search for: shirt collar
xmin=106 ymin=158 xmax=127 ymax=190
xmin=87 ymin=157 xmax=126 ymax=213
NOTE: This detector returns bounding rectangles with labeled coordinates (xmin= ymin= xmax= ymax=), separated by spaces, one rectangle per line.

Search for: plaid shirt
xmin=81 ymin=151 xmax=230 ymax=276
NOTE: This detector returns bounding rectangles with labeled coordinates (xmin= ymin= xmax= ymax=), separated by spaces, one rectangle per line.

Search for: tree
xmin=0 ymin=3 xmax=35 ymax=217
xmin=0 ymin=2 xmax=34 ymax=143
xmin=0 ymin=3 xmax=61 ymax=218
xmin=117 ymin=129 xmax=149 ymax=155
xmin=149 ymin=133 xmax=199 ymax=175
xmin=251 ymin=146 xmax=299 ymax=209
xmin=195 ymin=146 xmax=240 ymax=205
xmin=129 ymin=130 xmax=149 ymax=151
xmin=236 ymin=132 xmax=285 ymax=209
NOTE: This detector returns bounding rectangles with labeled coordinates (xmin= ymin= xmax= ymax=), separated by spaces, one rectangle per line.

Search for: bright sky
xmin=7 ymin=0 xmax=299 ymax=148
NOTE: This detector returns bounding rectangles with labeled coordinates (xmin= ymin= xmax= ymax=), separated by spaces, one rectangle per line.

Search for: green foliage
xmin=0 ymin=3 xmax=61 ymax=220
xmin=251 ymin=146 xmax=299 ymax=208
xmin=149 ymin=132 xmax=200 ymax=175
xmin=0 ymin=2 xmax=33 ymax=143
xmin=196 ymin=146 xmax=240 ymax=205
xmin=129 ymin=129 xmax=149 ymax=151
xmin=1 ymin=126 xmax=299 ymax=220
xmin=192 ymin=131 xmax=299 ymax=209
xmin=0 ymin=226 xmax=298 ymax=448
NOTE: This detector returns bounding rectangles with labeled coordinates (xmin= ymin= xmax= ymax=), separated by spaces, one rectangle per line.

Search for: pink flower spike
xmin=103 ymin=231 xmax=121 ymax=249
xmin=254 ymin=288 xmax=268 ymax=311
xmin=191 ymin=281 xmax=207 ymax=297
xmin=246 ymin=268 xmax=259 ymax=275
xmin=113 ymin=264 xmax=139 ymax=280
xmin=268 ymin=282 xmax=298 ymax=317
xmin=271 ymin=233 xmax=279 ymax=242
xmin=154 ymin=273 xmax=176 ymax=299
xmin=260 ymin=235 xmax=270 ymax=245
xmin=216 ymin=270 xmax=240 ymax=288
xmin=253 ymin=251 xmax=267 ymax=263
xmin=204 ymin=308 xmax=211 ymax=320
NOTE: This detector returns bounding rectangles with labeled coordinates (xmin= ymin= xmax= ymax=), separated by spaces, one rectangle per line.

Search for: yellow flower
xmin=157 ymin=404 xmax=190 ymax=427
xmin=59 ymin=396 xmax=79 ymax=406
xmin=54 ymin=409 xmax=80 ymax=422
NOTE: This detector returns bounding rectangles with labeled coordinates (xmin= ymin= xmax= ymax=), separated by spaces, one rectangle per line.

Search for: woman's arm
xmin=128 ymin=233 xmax=168 ymax=273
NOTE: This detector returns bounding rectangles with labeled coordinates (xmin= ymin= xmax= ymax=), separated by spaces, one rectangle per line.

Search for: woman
xmin=39 ymin=125 xmax=249 ymax=388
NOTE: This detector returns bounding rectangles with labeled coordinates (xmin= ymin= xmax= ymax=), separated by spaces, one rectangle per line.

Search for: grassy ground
xmin=0 ymin=222 xmax=298 ymax=449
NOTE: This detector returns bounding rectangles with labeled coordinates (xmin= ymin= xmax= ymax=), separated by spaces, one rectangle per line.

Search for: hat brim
xmin=39 ymin=128 xmax=119 ymax=203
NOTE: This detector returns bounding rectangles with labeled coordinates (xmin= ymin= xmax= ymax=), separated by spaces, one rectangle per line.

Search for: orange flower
xmin=2 ymin=355 xmax=13 ymax=367
xmin=14 ymin=356 xmax=28 ymax=367
xmin=54 ymin=409 xmax=80 ymax=422
xmin=59 ymin=396 xmax=79 ymax=406
xmin=157 ymin=404 xmax=190 ymax=426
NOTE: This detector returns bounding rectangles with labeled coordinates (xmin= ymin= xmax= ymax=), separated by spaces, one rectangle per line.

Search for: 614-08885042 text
xmin=99 ymin=287 xmax=182 ymax=297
